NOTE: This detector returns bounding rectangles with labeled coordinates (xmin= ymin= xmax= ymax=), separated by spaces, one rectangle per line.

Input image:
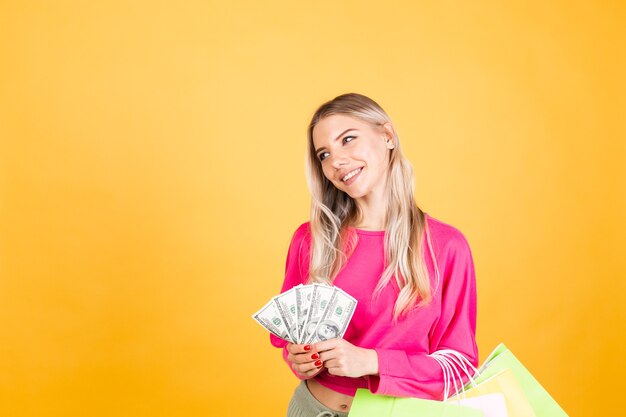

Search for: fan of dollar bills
xmin=252 ymin=283 xmax=358 ymax=344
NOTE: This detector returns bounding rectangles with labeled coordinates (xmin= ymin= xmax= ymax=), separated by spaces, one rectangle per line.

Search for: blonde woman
xmin=270 ymin=93 xmax=479 ymax=417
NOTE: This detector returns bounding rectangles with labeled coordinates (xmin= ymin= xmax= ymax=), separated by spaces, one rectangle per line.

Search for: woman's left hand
xmin=313 ymin=338 xmax=379 ymax=378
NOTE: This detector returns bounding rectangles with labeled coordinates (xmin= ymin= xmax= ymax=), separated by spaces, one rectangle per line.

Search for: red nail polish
xmin=304 ymin=345 xmax=311 ymax=351
xmin=315 ymin=360 xmax=322 ymax=367
xmin=311 ymin=353 xmax=319 ymax=360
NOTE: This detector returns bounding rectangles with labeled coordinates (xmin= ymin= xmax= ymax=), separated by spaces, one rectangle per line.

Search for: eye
xmin=317 ymin=136 xmax=356 ymax=162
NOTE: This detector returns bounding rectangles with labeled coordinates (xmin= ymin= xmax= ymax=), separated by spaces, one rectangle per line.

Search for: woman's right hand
xmin=286 ymin=343 xmax=324 ymax=379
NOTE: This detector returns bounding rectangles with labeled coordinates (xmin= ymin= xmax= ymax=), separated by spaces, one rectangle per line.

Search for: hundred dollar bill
xmin=301 ymin=283 xmax=337 ymax=345
xmin=251 ymin=299 xmax=294 ymax=343
xmin=273 ymin=287 xmax=300 ymax=343
xmin=295 ymin=284 xmax=314 ymax=343
xmin=307 ymin=286 xmax=357 ymax=344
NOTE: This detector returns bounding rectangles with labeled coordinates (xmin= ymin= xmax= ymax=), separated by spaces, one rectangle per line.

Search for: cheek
xmin=322 ymin=166 xmax=335 ymax=182
xmin=370 ymin=148 xmax=389 ymax=168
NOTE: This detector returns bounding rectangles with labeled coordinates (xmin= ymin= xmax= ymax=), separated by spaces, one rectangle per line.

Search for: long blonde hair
xmin=304 ymin=93 xmax=440 ymax=321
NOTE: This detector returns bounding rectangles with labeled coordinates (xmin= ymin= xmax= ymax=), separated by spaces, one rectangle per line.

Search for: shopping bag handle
xmin=428 ymin=349 xmax=480 ymax=402
xmin=436 ymin=349 xmax=480 ymax=385
xmin=429 ymin=354 xmax=458 ymax=402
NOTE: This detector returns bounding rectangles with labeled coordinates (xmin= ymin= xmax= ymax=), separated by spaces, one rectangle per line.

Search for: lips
xmin=342 ymin=167 xmax=363 ymax=186
xmin=341 ymin=167 xmax=363 ymax=182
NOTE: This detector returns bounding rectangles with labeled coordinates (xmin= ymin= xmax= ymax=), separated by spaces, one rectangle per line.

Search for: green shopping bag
xmin=348 ymin=388 xmax=485 ymax=417
xmin=472 ymin=343 xmax=568 ymax=417
xmin=448 ymin=368 xmax=535 ymax=417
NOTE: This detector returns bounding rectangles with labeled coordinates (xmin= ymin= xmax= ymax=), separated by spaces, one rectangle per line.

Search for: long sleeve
xmin=269 ymin=223 xmax=310 ymax=379
xmin=366 ymin=233 xmax=479 ymax=399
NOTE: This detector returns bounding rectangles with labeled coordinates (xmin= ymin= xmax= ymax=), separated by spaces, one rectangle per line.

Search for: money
xmin=252 ymin=299 xmax=294 ymax=343
xmin=301 ymin=284 xmax=336 ymax=344
xmin=295 ymin=284 xmax=314 ymax=344
xmin=273 ymin=286 xmax=300 ymax=342
xmin=307 ymin=286 xmax=357 ymax=344
xmin=253 ymin=283 xmax=357 ymax=345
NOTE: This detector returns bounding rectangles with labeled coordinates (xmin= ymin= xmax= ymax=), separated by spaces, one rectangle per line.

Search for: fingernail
xmin=304 ymin=345 xmax=311 ymax=351
xmin=311 ymin=353 xmax=319 ymax=360
xmin=315 ymin=360 xmax=322 ymax=367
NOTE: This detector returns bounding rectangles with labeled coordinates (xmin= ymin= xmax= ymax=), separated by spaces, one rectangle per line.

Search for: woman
xmin=270 ymin=93 xmax=479 ymax=417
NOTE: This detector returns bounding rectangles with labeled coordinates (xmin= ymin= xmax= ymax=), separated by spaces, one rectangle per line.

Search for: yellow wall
xmin=1 ymin=1 xmax=624 ymax=416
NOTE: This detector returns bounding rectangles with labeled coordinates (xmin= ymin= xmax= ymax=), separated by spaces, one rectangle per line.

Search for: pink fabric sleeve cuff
xmin=368 ymin=348 xmax=445 ymax=399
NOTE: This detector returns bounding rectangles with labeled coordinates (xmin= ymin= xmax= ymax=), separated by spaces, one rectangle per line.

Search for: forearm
xmin=367 ymin=346 xmax=478 ymax=399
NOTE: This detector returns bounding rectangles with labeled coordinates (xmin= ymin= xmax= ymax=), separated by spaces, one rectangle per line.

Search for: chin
xmin=335 ymin=183 xmax=367 ymax=199
xmin=345 ymin=189 xmax=367 ymax=199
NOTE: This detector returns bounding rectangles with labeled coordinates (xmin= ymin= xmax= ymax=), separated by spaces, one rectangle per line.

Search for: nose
xmin=330 ymin=151 xmax=349 ymax=170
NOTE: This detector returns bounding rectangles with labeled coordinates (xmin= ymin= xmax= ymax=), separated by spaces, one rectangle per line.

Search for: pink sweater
xmin=269 ymin=212 xmax=478 ymax=400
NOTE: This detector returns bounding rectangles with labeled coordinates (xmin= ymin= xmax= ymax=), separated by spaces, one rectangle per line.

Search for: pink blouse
xmin=269 ymin=213 xmax=479 ymax=400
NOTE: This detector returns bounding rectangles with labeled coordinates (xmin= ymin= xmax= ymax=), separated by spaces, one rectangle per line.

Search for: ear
xmin=381 ymin=122 xmax=395 ymax=149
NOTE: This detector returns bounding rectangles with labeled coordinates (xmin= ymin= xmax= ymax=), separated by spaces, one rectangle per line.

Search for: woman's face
xmin=312 ymin=114 xmax=394 ymax=202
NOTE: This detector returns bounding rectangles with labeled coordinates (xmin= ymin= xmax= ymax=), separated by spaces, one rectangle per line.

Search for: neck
xmin=353 ymin=196 xmax=388 ymax=230
xmin=351 ymin=167 xmax=391 ymax=230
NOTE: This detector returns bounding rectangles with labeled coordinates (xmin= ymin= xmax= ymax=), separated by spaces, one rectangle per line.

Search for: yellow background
xmin=1 ymin=1 xmax=624 ymax=416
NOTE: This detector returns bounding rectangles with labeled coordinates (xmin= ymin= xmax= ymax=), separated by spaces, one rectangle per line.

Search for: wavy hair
xmin=304 ymin=93 xmax=440 ymax=321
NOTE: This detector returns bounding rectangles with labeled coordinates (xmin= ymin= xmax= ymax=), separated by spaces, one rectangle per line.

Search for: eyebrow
xmin=314 ymin=128 xmax=358 ymax=154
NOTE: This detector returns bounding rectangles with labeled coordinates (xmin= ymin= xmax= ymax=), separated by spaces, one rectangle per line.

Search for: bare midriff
xmin=306 ymin=378 xmax=354 ymax=413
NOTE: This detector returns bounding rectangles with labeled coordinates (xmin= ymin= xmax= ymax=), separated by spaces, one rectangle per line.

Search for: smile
xmin=341 ymin=167 xmax=363 ymax=183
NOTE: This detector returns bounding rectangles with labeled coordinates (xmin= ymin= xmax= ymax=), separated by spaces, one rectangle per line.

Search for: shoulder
xmin=291 ymin=221 xmax=311 ymax=240
xmin=287 ymin=221 xmax=312 ymax=249
xmin=425 ymin=214 xmax=476 ymax=296
xmin=424 ymin=213 xmax=472 ymax=258
xmin=282 ymin=222 xmax=312 ymax=285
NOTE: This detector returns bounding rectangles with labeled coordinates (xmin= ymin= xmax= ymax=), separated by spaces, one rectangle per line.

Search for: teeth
xmin=342 ymin=168 xmax=362 ymax=182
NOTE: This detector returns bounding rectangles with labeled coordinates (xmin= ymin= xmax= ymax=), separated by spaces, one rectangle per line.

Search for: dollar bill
xmin=251 ymin=299 xmax=294 ymax=343
xmin=306 ymin=286 xmax=357 ymax=344
xmin=273 ymin=287 xmax=300 ymax=343
xmin=295 ymin=284 xmax=314 ymax=343
xmin=301 ymin=283 xmax=337 ymax=345
xmin=253 ymin=283 xmax=358 ymax=345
